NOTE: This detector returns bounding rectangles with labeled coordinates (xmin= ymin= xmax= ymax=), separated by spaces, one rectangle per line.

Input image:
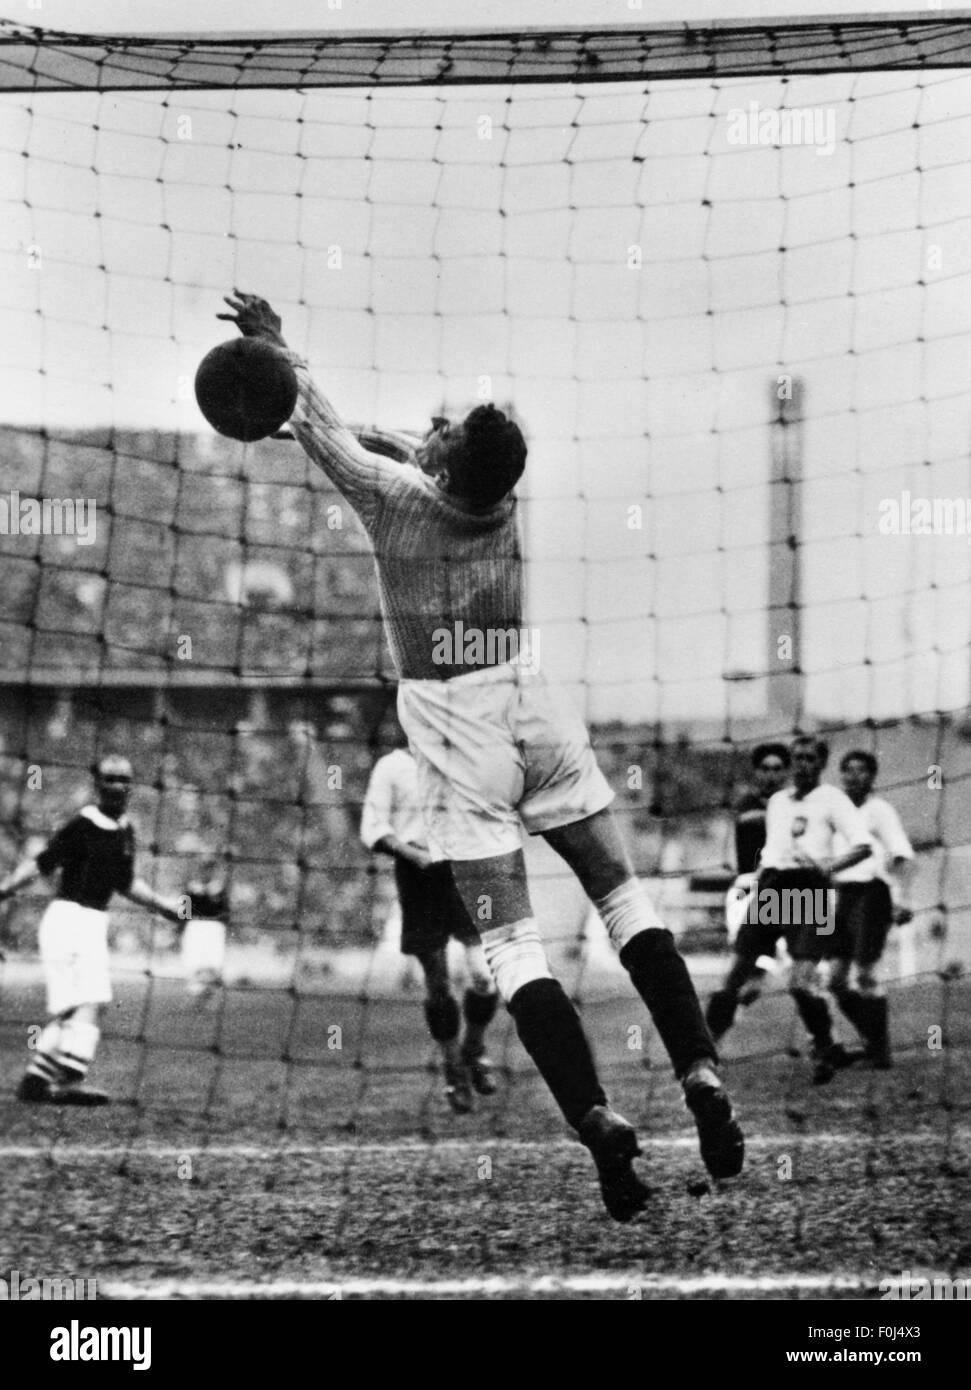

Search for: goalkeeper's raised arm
xmin=218 ymin=291 xmax=411 ymax=526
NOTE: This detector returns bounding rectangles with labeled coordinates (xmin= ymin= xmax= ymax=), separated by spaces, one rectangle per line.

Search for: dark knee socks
xmin=790 ymin=988 xmax=834 ymax=1050
xmin=835 ymin=989 xmax=888 ymax=1049
xmin=620 ymin=928 xmax=718 ymax=1076
xmin=424 ymin=994 xmax=460 ymax=1044
xmin=462 ymin=988 xmax=497 ymax=1055
xmin=507 ymin=977 xmax=606 ymax=1130
xmin=705 ymin=989 xmax=739 ymax=1041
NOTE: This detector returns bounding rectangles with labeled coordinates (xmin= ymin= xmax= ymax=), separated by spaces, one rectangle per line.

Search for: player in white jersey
xmin=829 ymin=751 xmax=914 ymax=1068
xmin=361 ymin=730 xmax=498 ymax=1113
xmin=0 ymin=756 xmax=184 ymax=1105
xmin=757 ymin=736 xmax=875 ymax=1083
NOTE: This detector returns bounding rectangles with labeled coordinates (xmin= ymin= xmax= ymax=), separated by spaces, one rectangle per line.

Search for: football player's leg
xmin=415 ymin=945 xmax=469 ymax=1111
xmin=183 ymin=918 xmax=226 ymax=997
xmin=789 ymin=958 xmax=853 ymax=1083
xmin=837 ymin=881 xmax=893 ymax=1068
xmin=789 ymin=957 xmax=832 ymax=1048
xmin=396 ymin=858 xmax=467 ymax=1106
xmin=449 ymin=851 xmax=604 ymax=1127
xmin=20 ymin=1003 xmax=108 ymax=1105
xmin=542 ymin=809 xmax=718 ymax=1076
xmin=22 ymin=905 xmax=109 ymax=1103
xmin=540 ymin=809 xmax=744 ymax=1181
xmin=854 ymin=962 xmax=891 ymax=1068
xmin=828 ymin=887 xmax=870 ymax=1047
xmin=55 ymin=1002 xmax=105 ymax=1086
xmin=784 ymin=882 xmax=854 ymax=1081
xmin=828 ymin=954 xmax=869 ymax=1044
xmin=719 ymin=880 xmax=769 ymax=1017
xmin=21 ymin=903 xmax=70 ymax=1097
xmin=438 ymin=865 xmax=499 ymax=1078
xmin=706 ymin=953 xmax=761 ymax=1042
xmin=19 ymin=1015 xmax=71 ymax=1098
xmin=707 ymin=907 xmax=777 ymax=1041
xmin=450 ymin=851 xmax=648 ymax=1219
xmin=459 ymin=940 xmax=499 ymax=1093
xmin=417 ymin=946 xmax=459 ymax=1053
xmin=53 ymin=917 xmax=113 ymax=1101
xmin=853 ymin=885 xmax=893 ymax=1067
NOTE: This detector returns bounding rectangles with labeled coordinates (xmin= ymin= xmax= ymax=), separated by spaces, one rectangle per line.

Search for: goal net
xmin=0 ymin=15 xmax=969 ymax=1141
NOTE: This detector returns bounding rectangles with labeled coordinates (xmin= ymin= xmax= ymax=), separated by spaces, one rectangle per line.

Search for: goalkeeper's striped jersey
xmin=287 ymin=354 xmax=523 ymax=681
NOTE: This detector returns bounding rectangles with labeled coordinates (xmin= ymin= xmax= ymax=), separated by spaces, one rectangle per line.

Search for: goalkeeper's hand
xmin=892 ymin=906 xmax=914 ymax=926
xmin=217 ymin=289 xmax=286 ymax=347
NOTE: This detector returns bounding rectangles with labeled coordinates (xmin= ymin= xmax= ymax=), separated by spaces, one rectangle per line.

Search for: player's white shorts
xmin=38 ymin=898 xmax=112 ymax=1016
xmin=182 ymin=918 xmax=226 ymax=986
xmin=398 ymin=660 xmax=614 ymax=861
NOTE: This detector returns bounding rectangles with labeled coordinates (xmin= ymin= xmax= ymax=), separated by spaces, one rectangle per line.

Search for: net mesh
xmin=3 ymin=15 xmax=971 ymax=92
xmin=0 ymin=23 xmax=968 ymax=1229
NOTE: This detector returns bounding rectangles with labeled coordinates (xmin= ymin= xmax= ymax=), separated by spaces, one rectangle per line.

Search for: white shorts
xmin=398 ymin=661 xmax=614 ymax=861
xmin=182 ymin=919 xmax=226 ymax=979
xmin=38 ymin=898 xmax=112 ymax=1016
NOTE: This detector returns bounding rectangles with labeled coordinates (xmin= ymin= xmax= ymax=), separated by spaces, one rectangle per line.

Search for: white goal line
xmin=0 ymin=1131 xmax=963 ymax=1161
xmin=100 ymin=1273 xmax=879 ymax=1300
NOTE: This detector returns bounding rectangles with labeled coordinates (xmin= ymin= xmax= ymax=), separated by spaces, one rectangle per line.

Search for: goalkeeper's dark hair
xmin=450 ymin=404 xmax=527 ymax=508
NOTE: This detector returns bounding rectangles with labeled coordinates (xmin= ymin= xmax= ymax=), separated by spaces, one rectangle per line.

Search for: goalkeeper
xmin=217 ymin=290 xmax=744 ymax=1221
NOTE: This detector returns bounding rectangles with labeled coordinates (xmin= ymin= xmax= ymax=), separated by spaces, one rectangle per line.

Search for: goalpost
xmin=0 ymin=14 xmax=969 ymax=1131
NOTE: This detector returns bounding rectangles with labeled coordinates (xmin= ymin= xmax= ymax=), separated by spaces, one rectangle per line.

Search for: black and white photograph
xmin=0 ymin=0 xmax=968 ymax=1337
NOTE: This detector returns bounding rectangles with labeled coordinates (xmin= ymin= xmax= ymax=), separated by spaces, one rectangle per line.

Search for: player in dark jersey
xmin=180 ymin=856 xmax=229 ymax=999
xmin=0 ymin=755 xmax=183 ymax=1105
xmin=705 ymin=743 xmax=790 ymax=1042
xmin=734 ymin=745 xmax=792 ymax=874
